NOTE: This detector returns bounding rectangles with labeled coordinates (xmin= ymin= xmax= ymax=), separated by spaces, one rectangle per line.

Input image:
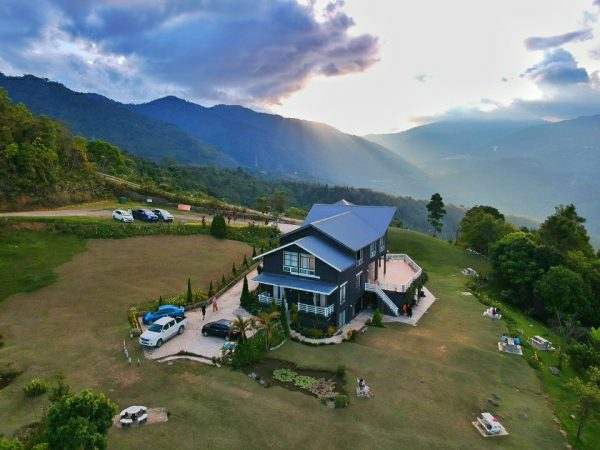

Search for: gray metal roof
xmin=253 ymin=273 xmax=339 ymax=295
xmin=253 ymin=235 xmax=354 ymax=272
xmin=300 ymin=203 xmax=397 ymax=251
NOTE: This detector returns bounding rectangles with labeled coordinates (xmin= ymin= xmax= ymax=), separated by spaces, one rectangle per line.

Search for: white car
xmin=153 ymin=208 xmax=174 ymax=222
xmin=139 ymin=316 xmax=187 ymax=347
xmin=112 ymin=209 xmax=134 ymax=222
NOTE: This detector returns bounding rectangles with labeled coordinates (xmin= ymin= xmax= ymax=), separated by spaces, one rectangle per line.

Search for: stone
xmin=521 ymin=413 xmax=528 ymax=420
xmin=551 ymin=367 xmax=560 ymax=375
xmin=559 ymin=429 xmax=567 ymax=437
xmin=570 ymin=414 xmax=576 ymax=420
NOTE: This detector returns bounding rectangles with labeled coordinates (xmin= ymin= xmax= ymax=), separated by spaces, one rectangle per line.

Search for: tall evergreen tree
xmin=426 ymin=193 xmax=446 ymax=238
xmin=186 ymin=278 xmax=193 ymax=303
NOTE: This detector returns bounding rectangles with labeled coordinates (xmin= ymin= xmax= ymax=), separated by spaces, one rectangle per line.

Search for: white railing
xmin=258 ymin=293 xmax=282 ymax=306
xmin=365 ymin=282 xmax=399 ymax=316
xmin=382 ymin=253 xmax=423 ymax=292
xmin=298 ymin=302 xmax=335 ymax=317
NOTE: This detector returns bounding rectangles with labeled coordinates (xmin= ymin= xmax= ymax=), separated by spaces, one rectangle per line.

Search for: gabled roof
xmin=253 ymin=273 xmax=338 ymax=295
xmin=253 ymin=235 xmax=354 ymax=272
xmin=293 ymin=202 xmax=397 ymax=251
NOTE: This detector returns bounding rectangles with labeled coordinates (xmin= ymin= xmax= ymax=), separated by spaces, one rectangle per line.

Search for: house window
xmin=339 ymin=282 xmax=347 ymax=305
xmin=356 ymin=248 xmax=363 ymax=265
xmin=379 ymin=236 xmax=385 ymax=251
xmin=355 ymin=271 xmax=362 ymax=290
xmin=370 ymin=241 xmax=376 ymax=258
xmin=299 ymin=253 xmax=316 ymax=276
xmin=283 ymin=251 xmax=315 ymax=276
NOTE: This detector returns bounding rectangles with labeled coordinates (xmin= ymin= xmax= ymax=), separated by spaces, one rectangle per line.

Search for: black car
xmin=202 ymin=319 xmax=239 ymax=339
xmin=131 ymin=209 xmax=159 ymax=222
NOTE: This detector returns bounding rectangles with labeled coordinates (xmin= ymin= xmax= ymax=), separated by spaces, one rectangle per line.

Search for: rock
xmin=551 ymin=367 xmax=560 ymax=375
xmin=570 ymin=414 xmax=576 ymax=420
xmin=553 ymin=418 xmax=560 ymax=425
xmin=566 ymin=445 xmax=572 ymax=450
xmin=259 ymin=379 xmax=268 ymax=387
xmin=559 ymin=429 xmax=567 ymax=437
xmin=521 ymin=413 xmax=528 ymax=420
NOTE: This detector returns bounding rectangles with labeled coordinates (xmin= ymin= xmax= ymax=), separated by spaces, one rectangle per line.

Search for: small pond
xmin=242 ymin=358 xmax=346 ymax=398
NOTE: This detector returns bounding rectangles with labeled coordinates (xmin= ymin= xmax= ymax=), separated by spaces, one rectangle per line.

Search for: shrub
xmin=186 ymin=278 xmax=193 ymax=303
xmin=335 ymin=394 xmax=348 ymax=408
xmin=23 ymin=378 xmax=49 ymax=397
xmin=303 ymin=328 xmax=324 ymax=339
xmin=210 ymin=215 xmax=227 ymax=238
xmin=327 ymin=325 xmax=337 ymax=337
xmin=372 ymin=309 xmax=384 ymax=327
xmin=290 ymin=303 xmax=299 ymax=329
xmin=0 ymin=437 xmax=24 ymax=450
xmin=231 ymin=333 xmax=267 ymax=369
xmin=232 ymin=262 xmax=237 ymax=276
xmin=568 ymin=343 xmax=600 ymax=372
xmin=279 ymin=307 xmax=290 ymax=337
xmin=336 ymin=365 xmax=346 ymax=379
xmin=208 ymin=280 xmax=215 ymax=296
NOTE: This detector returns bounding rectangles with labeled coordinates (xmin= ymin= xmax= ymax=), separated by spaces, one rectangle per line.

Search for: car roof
xmin=157 ymin=305 xmax=178 ymax=311
xmin=153 ymin=316 xmax=175 ymax=325
xmin=211 ymin=319 xmax=231 ymax=326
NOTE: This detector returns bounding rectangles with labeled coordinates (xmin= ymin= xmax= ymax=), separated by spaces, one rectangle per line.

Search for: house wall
xmin=261 ymin=244 xmax=339 ymax=283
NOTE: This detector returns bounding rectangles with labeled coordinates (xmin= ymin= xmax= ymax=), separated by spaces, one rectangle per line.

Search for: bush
xmin=327 ymin=325 xmax=337 ymax=337
xmin=231 ymin=333 xmax=267 ymax=369
xmin=303 ymin=328 xmax=324 ymax=339
xmin=210 ymin=215 xmax=227 ymax=238
xmin=0 ymin=437 xmax=24 ymax=450
xmin=23 ymin=378 xmax=49 ymax=397
xmin=279 ymin=306 xmax=290 ymax=337
xmin=336 ymin=365 xmax=346 ymax=379
xmin=335 ymin=394 xmax=348 ymax=408
xmin=372 ymin=309 xmax=384 ymax=327
xmin=290 ymin=303 xmax=299 ymax=329
xmin=568 ymin=343 xmax=600 ymax=372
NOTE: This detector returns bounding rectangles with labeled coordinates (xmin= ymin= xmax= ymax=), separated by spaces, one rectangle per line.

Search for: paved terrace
xmin=382 ymin=286 xmax=437 ymax=326
xmin=373 ymin=254 xmax=422 ymax=293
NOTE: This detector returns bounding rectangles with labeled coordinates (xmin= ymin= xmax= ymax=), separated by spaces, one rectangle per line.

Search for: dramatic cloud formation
xmin=524 ymin=28 xmax=593 ymax=50
xmin=0 ymin=0 xmax=379 ymax=105
xmin=523 ymin=48 xmax=589 ymax=85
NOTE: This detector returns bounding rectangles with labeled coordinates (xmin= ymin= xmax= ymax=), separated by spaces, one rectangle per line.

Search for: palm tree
xmin=255 ymin=311 xmax=281 ymax=350
xmin=231 ymin=314 xmax=253 ymax=342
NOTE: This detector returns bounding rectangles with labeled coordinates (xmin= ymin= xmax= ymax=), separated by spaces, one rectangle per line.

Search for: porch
xmin=257 ymin=292 xmax=335 ymax=317
xmin=369 ymin=253 xmax=422 ymax=293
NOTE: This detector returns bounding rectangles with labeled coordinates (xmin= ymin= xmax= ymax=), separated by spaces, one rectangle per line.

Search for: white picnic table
xmin=119 ymin=405 xmax=148 ymax=427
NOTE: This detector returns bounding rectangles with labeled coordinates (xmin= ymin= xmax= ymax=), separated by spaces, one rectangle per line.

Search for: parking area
xmin=139 ymin=270 xmax=258 ymax=362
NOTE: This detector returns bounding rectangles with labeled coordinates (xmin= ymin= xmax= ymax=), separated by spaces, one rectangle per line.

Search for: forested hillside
xmin=0 ymin=89 xmax=108 ymax=209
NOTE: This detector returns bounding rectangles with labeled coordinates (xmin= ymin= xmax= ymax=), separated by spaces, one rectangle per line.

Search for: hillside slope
xmin=0 ymin=74 xmax=236 ymax=167
xmin=130 ymin=96 xmax=430 ymax=197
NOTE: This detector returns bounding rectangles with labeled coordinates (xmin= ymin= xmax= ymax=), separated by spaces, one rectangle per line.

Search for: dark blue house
xmin=253 ymin=200 xmax=422 ymax=330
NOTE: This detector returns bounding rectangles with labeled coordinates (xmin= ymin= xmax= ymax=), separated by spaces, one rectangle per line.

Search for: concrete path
xmin=382 ymin=286 xmax=437 ymax=326
xmin=141 ymin=270 xmax=258 ymax=363
xmin=289 ymin=310 xmax=373 ymax=345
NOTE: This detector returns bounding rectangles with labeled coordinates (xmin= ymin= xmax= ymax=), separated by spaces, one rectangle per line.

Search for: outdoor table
xmin=120 ymin=405 xmax=147 ymax=419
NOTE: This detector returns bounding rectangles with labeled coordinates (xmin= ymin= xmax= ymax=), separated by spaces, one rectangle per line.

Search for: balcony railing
xmin=258 ymin=293 xmax=282 ymax=306
xmin=379 ymin=253 xmax=423 ymax=292
xmin=298 ymin=302 xmax=334 ymax=317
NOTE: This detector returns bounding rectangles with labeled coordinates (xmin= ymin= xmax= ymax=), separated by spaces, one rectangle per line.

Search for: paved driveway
xmin=140 ymin=270 xmax=258 ymax=362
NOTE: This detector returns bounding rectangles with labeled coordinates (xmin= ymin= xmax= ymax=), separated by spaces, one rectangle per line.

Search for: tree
xmin=186 ymin=278 xmax=193 ymax=304
xmin=568 ymin=370 xmax=600 ymax=440
xmin=459 ymin=205 xmax=512 ymax=255
xmin=210 ymin=215 xmax=226 ymax=238
xmin=85 ymin=140 xmax=126 ymax=175
xmin=539 ymin=204 xmax=594 ymax=257
xmin=255 ymin=311 xmax=281 ymax=350
xmin=534 ymin=265 xmax=591 ymax=327
xmin=0 ymin=438 xmax=24 ymax=450
xmin=231 ymin=314 xmax=254 ymax=342
xmin=208 ymin=280 xmax=214 ymax=296
xmin=45 ymin=389 xmax=118 ymax=450
xmin=425 ymin=193 xmax=446 ymax=237
xmin=270 ymin=191 xmax=288 ymax=215
xmin=254 ymin=196 xmax=270 ymax=213
xmin=240 ymin=276 xmax=251 ymax=308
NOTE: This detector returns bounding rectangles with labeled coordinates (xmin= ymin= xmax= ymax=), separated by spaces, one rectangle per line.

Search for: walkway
xmin=382 ymin=286 xmax=437 ymax=326
xmin=289 ymin=310 xmax=373 ymax=345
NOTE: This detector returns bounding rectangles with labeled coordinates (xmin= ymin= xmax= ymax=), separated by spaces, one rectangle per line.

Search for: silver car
xmin=112 ymin=209 xmax=134 ymax=222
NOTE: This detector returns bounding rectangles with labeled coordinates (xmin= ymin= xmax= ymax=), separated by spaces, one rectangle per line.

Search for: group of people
xmin=490 ymin=307 xmax=501 ymax=319
xmin=401 ymin=302 xmax=413 ymax=318
xmin=500 ymin=333 xmax=521 ymax=346
xmin=200 ymin=296 xmax=219 ymax=320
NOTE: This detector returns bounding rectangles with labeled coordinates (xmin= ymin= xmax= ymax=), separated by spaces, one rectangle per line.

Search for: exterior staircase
xmin=365 ymin=283 xmax=399 ymax=316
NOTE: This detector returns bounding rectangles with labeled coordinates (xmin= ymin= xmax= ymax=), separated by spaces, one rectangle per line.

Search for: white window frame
xmin=355 ymin=271 xmax=363 ymax=290
xmin=379 ymin=236 xmax=385 ymax=251
xmin=339 ymin=282 xmax=347 ymax=306
xmin=356 ymin=248 xmax=363 ymax=265
xmin=283 ymin=251 xmax=316 ymax=277
xmin=299 ymin=253 xmax=316 ymax=276
xmin=283 ymin=251 xmax=299 ymax=274
xmin=370 ymin=241 xmax=376 ymax=258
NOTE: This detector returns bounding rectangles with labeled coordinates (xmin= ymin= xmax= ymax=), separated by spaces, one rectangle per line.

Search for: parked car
xmin=132 ymin=209 xmax=159 ymax=222
xmin=202 ymin=319 xmax=239 ymax=339
xmin=153 ymin=208 xmax=174 ymax=222
xmin=143 ymin=305 xmax=185 ymax=324
xmin=112 ymin=209 xmax=134 ymax=223
xmin=139 ymin=316 xmax=187 ymax=347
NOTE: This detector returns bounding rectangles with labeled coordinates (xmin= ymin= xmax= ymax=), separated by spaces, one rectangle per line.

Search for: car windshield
xmin=148 ymin=324 xmax=163 ymax=332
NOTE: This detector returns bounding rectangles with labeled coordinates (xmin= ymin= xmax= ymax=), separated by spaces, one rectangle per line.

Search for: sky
xmin=1 ymin=0 xmax=600 ymax=134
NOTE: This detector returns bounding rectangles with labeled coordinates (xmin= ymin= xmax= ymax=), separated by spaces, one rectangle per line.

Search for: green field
xmin=0 ymin=228 xmax=569 ymax=448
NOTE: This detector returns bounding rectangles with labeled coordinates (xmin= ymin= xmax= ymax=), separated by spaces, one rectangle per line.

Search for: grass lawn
xmin=0 ymin=228 xmax=567 ymax=449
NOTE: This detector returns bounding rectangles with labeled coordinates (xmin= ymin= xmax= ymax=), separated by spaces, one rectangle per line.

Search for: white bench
xmin=529 ymin=335 xmax=555 ymax=351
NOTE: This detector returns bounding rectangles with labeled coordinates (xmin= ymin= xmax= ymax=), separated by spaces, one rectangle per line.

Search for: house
xmin=253 ymin=200 xmax=422 ymax=330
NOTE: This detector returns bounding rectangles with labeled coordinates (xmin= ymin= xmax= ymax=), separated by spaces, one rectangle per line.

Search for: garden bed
xmin=242 ymin=358 xmax=346 ymax=398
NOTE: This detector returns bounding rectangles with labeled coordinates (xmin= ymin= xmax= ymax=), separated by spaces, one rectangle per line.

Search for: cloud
xmin=415 ymin=73 xmax=430 ymax=82
xmin=523 ymin=48 xmax=589 ymax=85
xmin=524 ymin=28 xmax=593 ymax=50
xmin=0 ymin=0 xmax=379 ymax=106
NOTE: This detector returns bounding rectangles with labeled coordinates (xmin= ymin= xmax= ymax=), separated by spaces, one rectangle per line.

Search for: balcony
xmin=258 ymin=293 xmax=282 ymax=306
xmin=298 ymin=302 xmax=335 ymax=317
xmin=373 ymin=253 xmax=422 ymax=293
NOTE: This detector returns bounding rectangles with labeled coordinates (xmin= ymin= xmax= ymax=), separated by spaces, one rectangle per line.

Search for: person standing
xmin=201 ymin=303 xmax=206 ymax=320
xmin=212 ymin=296 xmax=219 ymax=312
xmin=407 ymin=304 xmax=413 ymax=318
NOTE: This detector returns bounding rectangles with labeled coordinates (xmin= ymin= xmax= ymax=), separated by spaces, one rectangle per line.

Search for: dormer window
xmin=283 ymin=251 xmax=315 ymax=276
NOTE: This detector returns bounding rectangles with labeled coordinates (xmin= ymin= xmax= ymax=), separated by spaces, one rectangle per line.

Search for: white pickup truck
xmin=139 ymin=316 xmax=187 ymax=348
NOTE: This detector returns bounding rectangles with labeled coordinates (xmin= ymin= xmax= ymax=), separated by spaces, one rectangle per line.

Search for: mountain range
xmin=2 ymin=73 xmax=600 ymax=237
xmin=0 ymin=74 xmax=427 ymax=199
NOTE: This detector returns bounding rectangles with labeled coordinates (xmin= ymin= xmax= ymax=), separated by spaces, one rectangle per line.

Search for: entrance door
xmin=338 ymin=309 xmax=346 ymax=327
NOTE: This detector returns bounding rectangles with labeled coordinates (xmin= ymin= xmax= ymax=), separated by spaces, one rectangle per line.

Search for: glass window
xmin=356 ymin=248 xmax=363 ymax=265
xmin=299 ymin=254 xmax=315 ymax=275
xmin=339 ymin=283 xmax=347 ymax=305
xmin=370 ymin=241 xmax=376 ymax=258
xmin=355 ymin=272 xmax=362 ymax=289
xmin=283 ymin=251 xmax=299 ymax=274
xmin=379 ymin=236 xmax=385 ymax=251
